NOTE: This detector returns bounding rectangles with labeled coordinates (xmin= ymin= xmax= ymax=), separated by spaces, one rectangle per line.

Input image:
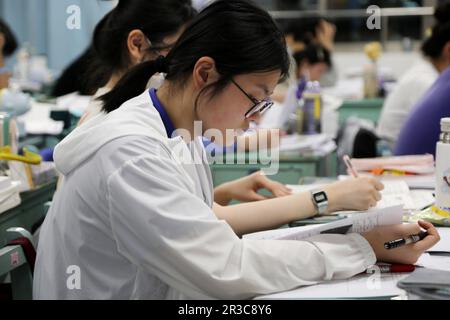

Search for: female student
xmin=80 ymin=0 xmax=197 ymax=123
xmin=377 ymin=1 xmax=450 ymax=150
xmin=395 ymin=2 xmax=450 ymax=156
xmin=74 ymin=0 xmax=291 ymax=204
xmin=34 ymin=0 xmax=439 ymax=299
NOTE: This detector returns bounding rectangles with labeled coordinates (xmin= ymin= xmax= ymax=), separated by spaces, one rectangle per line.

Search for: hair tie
xmin=154 ymin=55 xmax=169 ymax=74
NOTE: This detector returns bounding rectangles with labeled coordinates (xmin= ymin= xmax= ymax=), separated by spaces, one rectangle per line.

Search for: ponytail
xmin=100 ymin=56 xmax=168 ymax=113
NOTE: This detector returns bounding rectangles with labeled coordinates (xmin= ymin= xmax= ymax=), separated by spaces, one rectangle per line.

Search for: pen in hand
xmin=384 ymin=231 xmax=429 ymax=250
xmin=343 ymin=155 xmax=359 ymax=178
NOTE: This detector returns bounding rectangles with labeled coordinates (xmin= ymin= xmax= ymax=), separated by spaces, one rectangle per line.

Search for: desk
xmin=256 ymin=272 xmax=408 ymax=300
xmin=19 ymin=110 xmax=79 ymax=150
xmin=339 ymin=98 xmax=384 ymax=125
xmin=210 ymin=151 xmax=337 ymax=187
xmin=0 ymin=181 xmax=56 ymax=247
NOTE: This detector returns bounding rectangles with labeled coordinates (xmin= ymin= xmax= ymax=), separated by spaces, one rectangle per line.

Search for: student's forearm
xmin=213 ymin=192 xmax=317 ymax=236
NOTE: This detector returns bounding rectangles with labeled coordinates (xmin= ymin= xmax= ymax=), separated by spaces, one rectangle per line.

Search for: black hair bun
xmin=434 ymin=1 xmax=450 ymax=24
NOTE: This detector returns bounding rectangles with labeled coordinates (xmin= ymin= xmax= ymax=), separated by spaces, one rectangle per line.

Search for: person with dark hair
xmin=76 ymin=0 xmax=197 ymax=123
xmin=34 ymin=0 xmax=438 ymax=300
xmin=51 ymin=45 xmax=104 ymax=96
xmin=292 ymin=44 xmax=331 ymax=81
xmin=394 ymin=3 xmax=450 ymax=156
xmin=0 ymin=18 xmax=18 ymax=89
xmin=285 ymin=18 xmax=336 ymax=53
xmin=272 ymin=17 xmax=337 ymax=103
xmin=377 ymin=1 xmax=450 ymax=149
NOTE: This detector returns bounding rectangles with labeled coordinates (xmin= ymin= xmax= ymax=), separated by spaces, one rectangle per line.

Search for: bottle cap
xmin=441 ymin=118 xmax=450 ymax=133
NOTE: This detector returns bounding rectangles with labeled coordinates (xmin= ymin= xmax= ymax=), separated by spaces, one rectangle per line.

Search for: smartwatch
xmin=310 ymin=189 xmax=328 ymax=215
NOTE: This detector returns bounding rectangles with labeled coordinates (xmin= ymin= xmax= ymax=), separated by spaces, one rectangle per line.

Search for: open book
xmin=243 ymin=205 xmax=403 ymax=241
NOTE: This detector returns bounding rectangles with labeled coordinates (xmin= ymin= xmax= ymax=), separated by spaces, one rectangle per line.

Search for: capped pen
xmin=384 ymin=231 xmax=429 ymax=250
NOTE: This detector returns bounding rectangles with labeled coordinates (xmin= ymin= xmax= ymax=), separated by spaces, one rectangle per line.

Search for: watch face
xmin=314 ymin=192 xmax=328 ymax=203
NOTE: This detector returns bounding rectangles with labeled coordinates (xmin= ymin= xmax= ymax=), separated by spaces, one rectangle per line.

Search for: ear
xmin=126 ymin=29 xmax=151 ymax=66
xmin=192 ymin=57 xmax=220 ymax=90
xmin=0 ymin=33 xmax=5 ymax=51
xmin=443 ymin=41 xmax=450 ymax=62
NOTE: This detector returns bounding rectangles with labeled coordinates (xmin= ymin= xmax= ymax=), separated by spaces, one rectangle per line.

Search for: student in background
xmin=395 ymin=3 xmax=450 ymax=156
xmin=377 ymin=2 xmax=450 ymax=150
xmin=79 ymin=0 xmax=196 ymax=124
xmin=293 ymin=44 xmax=331 ymax=82
xmin=272 ymin=17 xmax=337 ymax=103
xmin=0 ymin=19 xmax=18 ymax=89
xmin=34 ymin=0 xmax=439 ymax=300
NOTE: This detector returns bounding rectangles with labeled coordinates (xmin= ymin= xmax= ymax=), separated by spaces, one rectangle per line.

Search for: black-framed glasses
xmin=231 ymin=79 xmax=274 ymax=119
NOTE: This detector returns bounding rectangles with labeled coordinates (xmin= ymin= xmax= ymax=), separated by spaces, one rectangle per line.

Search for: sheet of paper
xmin=17 ymin=101 xmax=64 ymax=135
xmin=376 ymin=181 xmax=414 ymax=209
xmin=427 ymin=227 xmax=450 ymax=253
xmin=381 ymin=175 xmax=435 ymax=190
xmin=417 ymin=253 xmax=450 ymax=272
xmin=409 ymin=190 xmax=435 ymax=210
xmin=255 ymin=273 xmax=408 ymax=299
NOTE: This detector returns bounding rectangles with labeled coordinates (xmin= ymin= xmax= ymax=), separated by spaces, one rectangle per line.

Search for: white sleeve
xmin=106 ymin=154 xmax=376 ymax=299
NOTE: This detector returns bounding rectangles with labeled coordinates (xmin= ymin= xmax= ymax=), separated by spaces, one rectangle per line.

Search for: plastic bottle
xmin=15 ymin=45 xmax=31 ymax=82
xmin=363 ymin=61 xmax=379 ymax=99
xmin=294 ymin=78 xmax=307 ymax=134
xmin=302 ymin=81 xmax=322 ymax=135
xmin=435 ymin=118 xmax=450 ymax=212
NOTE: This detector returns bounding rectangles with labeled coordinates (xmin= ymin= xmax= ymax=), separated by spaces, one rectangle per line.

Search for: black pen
xmin=384 ymin=231 xmax=429 ymax=250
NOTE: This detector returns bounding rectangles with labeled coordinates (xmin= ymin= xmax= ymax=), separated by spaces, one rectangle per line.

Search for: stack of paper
xmin=279 ymin=134 xmax=336 ymax=156
xmin=17 ymin=100 xmax=64 ymax=135
xmin=0 ymin=176 xmax=21 ymax=215
xmin=347 ymin=155 xmax=435 ymax=189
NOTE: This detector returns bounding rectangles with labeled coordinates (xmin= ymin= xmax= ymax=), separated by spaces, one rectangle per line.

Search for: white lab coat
xmin=376 ymin=58 xmax=438 ymax=147
xmin=33 ymin=90 xmax=376 ymax=300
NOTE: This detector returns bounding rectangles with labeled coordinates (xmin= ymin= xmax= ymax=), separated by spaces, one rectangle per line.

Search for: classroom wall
xmin=0 ymin=0 xmax=115 ymax=71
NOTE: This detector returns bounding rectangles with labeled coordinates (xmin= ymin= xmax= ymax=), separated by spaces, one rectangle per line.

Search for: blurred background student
xmin=377 ymin=1 xmax=450 ymax=150
xmin=394 ymin=2 xmax=450 ymax=156
xmin=0 ymin=18 xmax=18 ymax=89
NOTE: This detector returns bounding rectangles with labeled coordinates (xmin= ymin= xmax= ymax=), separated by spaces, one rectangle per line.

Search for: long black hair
xmin=101 ymin=0 xmax=290 ymax=113
xmin=422 ymin=1 xmax=450 ymax=59
xmin=0 ymin=18 xmax=18 ymax=57
xmin=53 ymin=0 xmax=196 ymax=96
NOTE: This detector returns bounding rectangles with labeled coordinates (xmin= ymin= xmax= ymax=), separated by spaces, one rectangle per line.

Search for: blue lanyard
xmin=149 ymin=88 xmax=176 ymax=138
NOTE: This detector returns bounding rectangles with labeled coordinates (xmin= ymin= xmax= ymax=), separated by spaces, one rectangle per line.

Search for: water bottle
xmin=294 ymin=78 xmax=307 ymax=134
xmin=363 ymin=62 xmax=379 ymax=99
xmin=302 ymin=81 xmax=322 ymax=135
xmin=435 ymin=118 xmax=450 ymax=212
xmin=15 ymin=46 xmax=31 ymax=82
